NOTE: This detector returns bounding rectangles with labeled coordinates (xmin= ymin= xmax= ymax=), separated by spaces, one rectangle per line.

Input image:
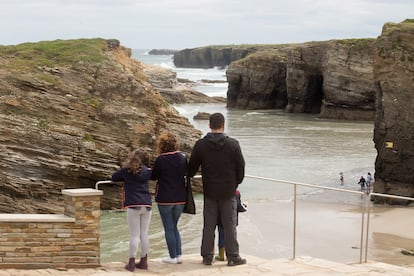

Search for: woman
xmin=111 ymin=149 xmax=152 ymax=272
xmin=151 ymin=131 xmax=187 ymax=264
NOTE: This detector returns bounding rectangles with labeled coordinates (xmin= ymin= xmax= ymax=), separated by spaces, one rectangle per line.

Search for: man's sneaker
xmin=162 ymin=256 xmax=177 ymax=264
xmin=227 ymin=256 xmax=247 ymax=266
xmin=176 ymin=255 xmax=182 ymax=264
xmin=202 ymin=256 xmax=213 ymax=265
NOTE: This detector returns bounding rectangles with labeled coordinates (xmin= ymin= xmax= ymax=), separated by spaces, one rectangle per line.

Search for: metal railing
xmin=95 ymin=180 xmax=112 ymax=190
xmin=95 ymin=174 xmax=414 ymax=264
xmin=244 ymin=174 xmax=366 ymax=263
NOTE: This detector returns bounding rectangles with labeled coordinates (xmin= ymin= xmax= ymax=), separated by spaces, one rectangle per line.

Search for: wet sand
xmin=236 ymin=196 xmax=414 ymax=267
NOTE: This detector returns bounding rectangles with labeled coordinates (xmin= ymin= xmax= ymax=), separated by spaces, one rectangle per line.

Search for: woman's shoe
xmin=176 ymin=255 xmax=182 ymax=264
xmin=162 ymin=256 xmax=177 ymax=264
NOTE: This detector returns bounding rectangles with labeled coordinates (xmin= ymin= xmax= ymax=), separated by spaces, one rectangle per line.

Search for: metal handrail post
xmin=359 ymin=194 xmax=366 ymax=264
xmin=293 ymin=184 xmax=297 ymax=260
xmin=364 ymin=198 xmax=370 ymax=263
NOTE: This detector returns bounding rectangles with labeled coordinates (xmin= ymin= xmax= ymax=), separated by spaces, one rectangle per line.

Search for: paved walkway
xmin=0 ymin=255 xmax=413 ymax=275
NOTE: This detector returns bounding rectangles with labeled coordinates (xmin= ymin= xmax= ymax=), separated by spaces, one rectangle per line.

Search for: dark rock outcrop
xmin=149 ymin=49 xmax=178 ymax=55
xmin=0 ymin=39 xmax=202 ymax=213
xmin=173 ymin=40 xmax=377 ymax=120
xmin=173 ymin=46 xmax=256 ymax=68
xmin=226 ymin=40 xmax=376 ymax=120
xmin=373 ymin=20 xmax=414 ymax=200
xmin=227 ymin=50 xmax=289 ymax=109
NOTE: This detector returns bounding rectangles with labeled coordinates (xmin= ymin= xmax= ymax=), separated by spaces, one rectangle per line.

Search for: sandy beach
xmin=235 ymin=195 xmax=414 ymax=267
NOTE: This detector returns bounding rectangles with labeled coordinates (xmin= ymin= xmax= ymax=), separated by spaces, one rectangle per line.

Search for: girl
xmin=111 ymin=149 xmax=152 ymax=272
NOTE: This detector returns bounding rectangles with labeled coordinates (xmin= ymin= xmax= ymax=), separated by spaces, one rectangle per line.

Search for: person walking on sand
xmin=151 ymin=131 xmax=187 ymax=264
xmin=111 ymin=149 xmax=152 ymax=272
xmin=366 ymin=172 xmax=372 ymax=193
xmin=188 ymin=112 xmax=247 ymax=266
xmin=358 ymin=176 xmax=367 ymax=195
xmin=339 ymin=172 xmax=344 ymax=185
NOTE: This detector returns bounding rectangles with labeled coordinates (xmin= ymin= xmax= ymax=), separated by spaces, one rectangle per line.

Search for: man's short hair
xmin=209 ymin=113 xmax=225 ymax=130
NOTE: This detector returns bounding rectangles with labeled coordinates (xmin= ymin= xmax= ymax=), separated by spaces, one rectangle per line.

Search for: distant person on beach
xmin=215 ymin=189 xmax=247 ymax=261
xmin=339 ymin=172 xmax=344 ymax=185
xmin=366 ymin=172 xmax=372 ymax=193
xmin=188 ymin=112 xmax=247 ymax=266
xmin=151 ymin=131 xmax=187 ymax=264
xmin=358 ymin=176 xmax=367 ymax=194
xmin=111 ymin=149 xmax=152 ymax=272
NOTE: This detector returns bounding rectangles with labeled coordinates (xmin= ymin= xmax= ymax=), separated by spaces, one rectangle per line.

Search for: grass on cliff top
xmin=0 ymin=38 xmax=108 ymax=69
xmin=382 ymin=19 xmax=414 ymax=35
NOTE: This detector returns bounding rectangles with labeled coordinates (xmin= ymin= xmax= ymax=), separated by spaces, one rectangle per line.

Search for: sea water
xmin=100 ymin=50 xmax=377 ymax=263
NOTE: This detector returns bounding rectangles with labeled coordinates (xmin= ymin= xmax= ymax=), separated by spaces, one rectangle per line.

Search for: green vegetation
xmin=83 ymin=133 xmax=94 ymax=142
xmin=37 ymin=118 xmax=49 ymax=132
xmin=84 ymin=95 xmax=104 ymax=111
xmin=0 ymin=38 xmax=108 ymax=69
xmin=402 ymin=19 xmax=414 ymax=24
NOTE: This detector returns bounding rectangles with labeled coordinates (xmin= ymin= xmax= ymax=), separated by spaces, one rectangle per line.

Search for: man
xmin=187 ymin=112 xmax=246 ymax=266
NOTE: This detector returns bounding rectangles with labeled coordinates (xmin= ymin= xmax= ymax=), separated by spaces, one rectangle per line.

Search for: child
xmin=215 ymin=189 xmax=248 ymax=261
xmin=111 ymin=149 xmax=152 ymax=272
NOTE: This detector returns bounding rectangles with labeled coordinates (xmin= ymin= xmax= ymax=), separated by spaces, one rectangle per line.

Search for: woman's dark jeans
xmin=158 ymin=204 xmax=185 ymax=258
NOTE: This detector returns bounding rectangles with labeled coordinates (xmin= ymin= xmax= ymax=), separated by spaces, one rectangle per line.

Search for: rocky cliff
xmin=174 ymin=40 xmax=377 ymax=120
xmin=0 ymin=38 xmax=201 ymax=213
xmin=373 ymin=20 xmax=414 ymax=200
xmin=226 ymin=39 xmax=376 ymax=120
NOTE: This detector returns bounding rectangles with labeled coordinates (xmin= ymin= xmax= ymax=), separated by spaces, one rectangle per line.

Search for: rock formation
xmin=174 ymin=40 xmax=377 ymax=120
xmin=173 ymin=46 xmax=256 ymax=68
xmin=0 ymin=38 xmax=202 ymax=213
xmin=226 ymin=40 xmax=376 ymax=120
xmin=143 ymin=64 xmax=226 ymax=104
xmin=373 ymin=20 xmax=414 ymax=200
xmin=149 ymin=49 xmax=178 ymax=55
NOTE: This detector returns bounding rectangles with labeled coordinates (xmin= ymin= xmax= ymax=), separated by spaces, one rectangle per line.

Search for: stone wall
xmin=0 ymin=188 xmax=103 ymax=269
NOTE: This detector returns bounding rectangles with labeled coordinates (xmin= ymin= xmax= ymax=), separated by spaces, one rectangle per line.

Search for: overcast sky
xmin=1 ymin=0 xmax=413 ymax=50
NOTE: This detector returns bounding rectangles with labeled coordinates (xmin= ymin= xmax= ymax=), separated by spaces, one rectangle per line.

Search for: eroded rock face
xmin=0 ymin=39 xmax=201 ymax=213
xmin=227 ymin=50 xmax=288 ymax=109
xmin=321 ymin=40 xmax=376 ymax=120
xmin=373 ymin=20 xmax=414 ymax=199
xmin=226 ymin=40 xmax=376 ymax=120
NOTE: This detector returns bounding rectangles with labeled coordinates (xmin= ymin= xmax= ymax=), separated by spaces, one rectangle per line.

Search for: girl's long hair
xmin=125 ymin=150 xmax=143 ymax=174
